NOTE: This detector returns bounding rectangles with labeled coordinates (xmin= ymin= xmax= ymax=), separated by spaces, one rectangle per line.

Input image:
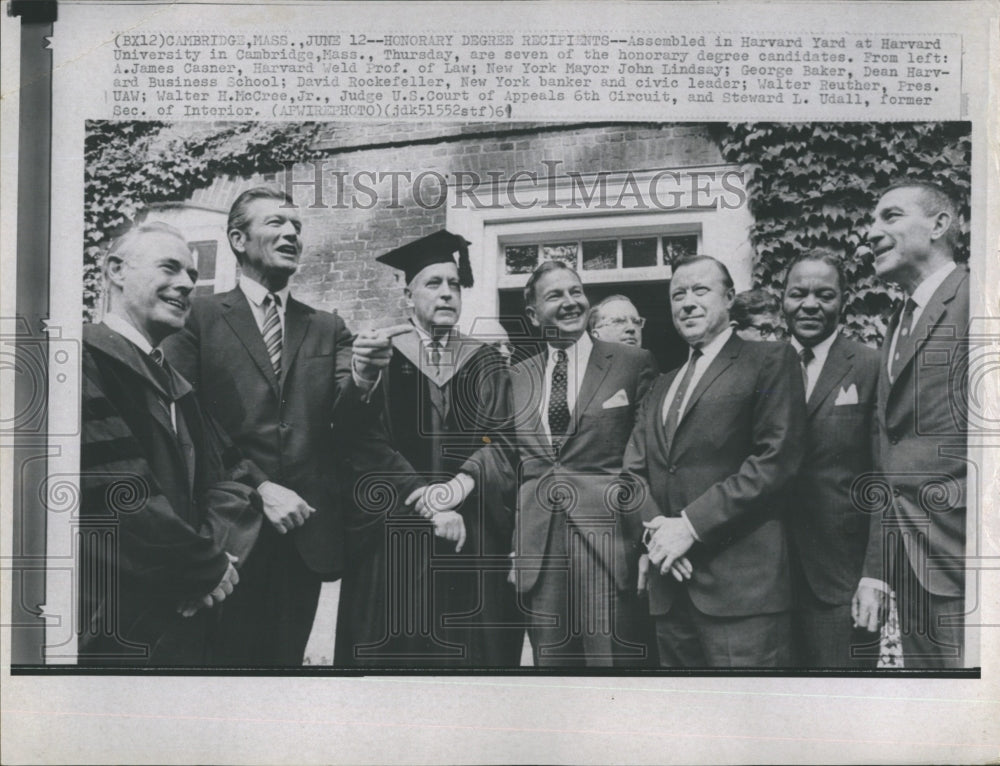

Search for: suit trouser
xmin=211 ymin=523 xmax=322 ymax=666
xmin=894 ymin=560 xmax=966 ymax=669
xmin=654 ymin=587 xmax=792 ymax=668
xmin=793 ymin=586 xmax=879 ymax=668
xmin=526 ymin=511 xmax=651 ymax=667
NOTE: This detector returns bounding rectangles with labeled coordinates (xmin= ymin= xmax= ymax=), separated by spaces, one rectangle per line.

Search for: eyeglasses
xmin=751 ymin=323 xmax=786 ymax=340
xmin=597 ymin=316 xmax=646 ymax=329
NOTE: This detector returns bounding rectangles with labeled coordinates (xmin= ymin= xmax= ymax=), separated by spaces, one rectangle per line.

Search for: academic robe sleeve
xmin=81 ymin=349 xmax=229 ymax=601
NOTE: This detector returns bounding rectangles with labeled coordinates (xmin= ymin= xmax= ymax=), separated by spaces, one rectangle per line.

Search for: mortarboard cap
xmin=376 ymin=229 xmax=474 ymax=288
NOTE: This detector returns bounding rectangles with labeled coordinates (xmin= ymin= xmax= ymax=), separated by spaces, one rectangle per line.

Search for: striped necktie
xmin=262 ymin=293 xmax=283 ymax=377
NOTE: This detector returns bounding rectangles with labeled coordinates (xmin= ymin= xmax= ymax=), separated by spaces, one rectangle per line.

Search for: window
xmin=501 ymin=231 xmax=699 ymax=286
xmin=189 ymin=240 xmax=219 ymax=297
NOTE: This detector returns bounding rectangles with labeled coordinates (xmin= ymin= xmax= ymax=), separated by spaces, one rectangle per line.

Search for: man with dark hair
xmin=588 ymin=294 xmax=646 ymax=347
xmin=506 ymin=260 xmax=658 ymax=666
xmin=80 ymin=223 xmax=260 ymax=665
xmin=782 ymin=249 xmax=880 ymax=667
xmin=853 ymin=181 xmax=970 ymax=668
xmin=624 ymin=255 xmax=806 ymax=667
xmin=165 ymin=186 xmax=400 ymax=665
xmin=731 ymin=288 xmax=784 ymax=341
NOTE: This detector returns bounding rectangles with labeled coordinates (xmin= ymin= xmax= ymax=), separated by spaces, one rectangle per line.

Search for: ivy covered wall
xmin=711 ymin=122 xmax=970 ymax=345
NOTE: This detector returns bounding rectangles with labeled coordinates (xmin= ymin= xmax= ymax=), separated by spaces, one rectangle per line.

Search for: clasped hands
xmin=404 ymin=474 xmax=472 ymax=552
xmin=637 ymin=515 xmax=695 ymax=595
xmin=177 ymin=552 xmax=240 ymax=617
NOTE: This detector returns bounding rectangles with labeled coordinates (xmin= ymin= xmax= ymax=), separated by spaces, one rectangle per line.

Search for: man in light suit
xmin=624 ymin=255 xmax=806 ymax=667
xmin=782 ymin=249 xmax=880 ymax=667
xmin=507 ymin=261 xmax=658 ymax=667
xmin=853 ymin=181 xmax=970 ymax=668
xmin=165 ymin=187 xmax=400 ymax=665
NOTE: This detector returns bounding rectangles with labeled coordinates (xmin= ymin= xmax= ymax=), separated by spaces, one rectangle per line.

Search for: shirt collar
xmin=547 ymin=331 xmax=592 ymax=367
xmin=790 ymin=327 xmax=839 ymax=367
xmin=102 ymin=313 xmax=154 ymax=356
xmin=411 ymin=320 xmax=455 ymax=348
xmin=693 ymin=326 xmax=733 ymax=364
xmin=909 ymin=261 xmax=956 ymax=310
xmin=239 ymin=274 xmax=290 ymax=310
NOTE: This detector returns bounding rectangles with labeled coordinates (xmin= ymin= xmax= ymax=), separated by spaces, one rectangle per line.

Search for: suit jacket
xmin=509 ymin=339 xmax=658 ymax=594
xmin=80 ymin=323 xmax=259 ymax=664
xmin=164 ymin=287 xmax=371 ymax=577
xmin=862 ymin=265 xmax=969 ymax=597
xmin=623 ymin=335 xmax=806 ymax=618
xmin=787 ymin=333 xmax=880 ymax=606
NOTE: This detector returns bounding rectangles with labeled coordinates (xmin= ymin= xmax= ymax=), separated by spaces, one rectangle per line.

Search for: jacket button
xmin=893 ymin=488 xmax=900 ymax=497
xmin=668 ymin=466 xmax=676 ymax=474
xmin=890 ymin=437 xmax=899 ymax=445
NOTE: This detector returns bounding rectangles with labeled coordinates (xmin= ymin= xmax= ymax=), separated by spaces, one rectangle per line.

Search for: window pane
xmin=504 ymin=244 xmax=538 ymax=274
xmin=190 ymin=240 xmax=218 ymax=280
xmin=662 ymin=235 xmax=698 ymax=267
xmin=581 ymin=240 xmax=617 ymax=270
xmin=622 ymin=237 xmax=657 ymax=268
xmin=540 ymin=242 xmax=578 ymax=267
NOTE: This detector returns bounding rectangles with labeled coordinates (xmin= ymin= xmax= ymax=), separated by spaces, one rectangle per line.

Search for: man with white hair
xmin=79 ymin=222 xmax=260 ymax=665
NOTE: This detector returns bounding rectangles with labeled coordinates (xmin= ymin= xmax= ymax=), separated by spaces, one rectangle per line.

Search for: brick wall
xmin=186 ymin=122 xmax=724 ymax=331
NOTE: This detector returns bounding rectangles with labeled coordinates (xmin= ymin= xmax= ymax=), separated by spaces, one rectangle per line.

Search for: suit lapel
xmin=219 ymin=289 xmax=280 ymax=395
xmin=676 ymin=333 xmax=739 ymax=431
xmin=807 ymin=334 xmax=852 ymax=416
xmin=574 ymin=341 xmax=613 ymax=420
xmin=886 ymin=266 xmax=966 ymax=396
xmin=512 ymin=353 xmax=548 ymax=456
xmin=281 ymin=297 xmax=312 ymax=383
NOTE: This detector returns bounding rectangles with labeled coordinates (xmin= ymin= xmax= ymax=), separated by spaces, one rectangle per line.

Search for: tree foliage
xmin=710 ymin=122 xmax=970 ymax=345
xmin=83 ymin=121 xmax=323 ymax=318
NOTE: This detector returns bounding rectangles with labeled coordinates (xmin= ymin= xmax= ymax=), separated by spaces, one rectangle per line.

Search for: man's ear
xmin=525 ymin=303 xmax=539 ymax=329
xmin=403 ymin=286 xmax=413 ymax=309
xmin=105 ymin=254 xmax=126 ymax=288
xmin=228 ymin=228 xmax=246 ymax=257
xmin=930 ymin=210 xmax=953 ymax=244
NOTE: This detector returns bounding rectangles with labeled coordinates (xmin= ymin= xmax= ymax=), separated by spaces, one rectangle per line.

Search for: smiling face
xmin=867 ymin=186 xmax=946 ymax=290
xmin=669 ymin=259 xmax=734 ymax=348
xmin=107 ymin=232 xmax=197 ymax=347
xmin=525 ymin=267 xmax=590 ymax=345
xmin=407 ymin=261 xmax=462 ymax=332
xmin=783 ymin=259 xmax=843 ymax=347
xmin=229 ymin=197 xmax=303 ymax=290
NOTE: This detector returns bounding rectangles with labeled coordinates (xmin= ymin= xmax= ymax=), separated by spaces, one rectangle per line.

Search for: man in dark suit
xmin=853 ymin=181 xmax=970 ymax=668
xmin=505 ymin=261 xmax=658 ymax=667
xmin=781 ymin=249 xmax=880 ymax=667
xmin=624 ymin=255 xmax=806 ymax=667
xmin=80 ymin=223 xmax=257 ymax=665
xmin=165 ymin=187 xmax=399 ymax=665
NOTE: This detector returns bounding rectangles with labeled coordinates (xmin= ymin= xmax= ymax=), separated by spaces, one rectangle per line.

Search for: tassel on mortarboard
xmin=376 ymin=229 xmax=474 ymax=288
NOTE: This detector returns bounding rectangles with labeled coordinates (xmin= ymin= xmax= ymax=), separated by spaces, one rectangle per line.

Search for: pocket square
xmin=834 ymin=383 xmax=859 ymax=406
xmin=602 ymin=389 xmax=629 ymax=409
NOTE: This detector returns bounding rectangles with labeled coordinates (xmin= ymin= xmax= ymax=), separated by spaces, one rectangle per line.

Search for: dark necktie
xmin=262 ymin=293 xmax=282 ymax=377
xmin=430 ymin=341 xmax=442 ymax=373
xmin=548 ymin=349 xmax=570 ymax=441
xmin=799 ymin=346 xmax=815 ymax=397
xmin=890 ymin=297 xmax=917 ymax=382
xmin=663 ymin=348 xmax=702 ymax=448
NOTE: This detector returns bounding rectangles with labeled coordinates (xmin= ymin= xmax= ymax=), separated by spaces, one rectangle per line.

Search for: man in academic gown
xmin=335 ymin=230 xmax=523 ymax=668
xmin=80 ymin=223 xmax=260 ymax=666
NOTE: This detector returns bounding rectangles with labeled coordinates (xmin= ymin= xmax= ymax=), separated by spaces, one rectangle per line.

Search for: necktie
xmin=663 ymin=348 xmax=702 ymax=447
xmin=430 ymin=341 xmax=442 ymax=373
xmin=548 ymin=349 xmax=570 ymax=442
xmin=799 ymin=346 xmax=815 ymax=398
xmin=890 ymin=297 xmax=917 ymax=382
xmin=262 ymin=293 xmax=282 ymax=377
xmin=147 ymin=347 xmax=176 ymax=433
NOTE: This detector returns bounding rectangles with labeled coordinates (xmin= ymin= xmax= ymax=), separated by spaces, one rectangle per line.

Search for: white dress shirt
xmin=240 ymin=274 xmax=376 ymax=394
xmin=661 ymin=326 xmax=733 ymax=425
xmin=539 ymin=331 xmax=593 ymax=443
xmin=886 ymin=260 xmax=956 ymax=378
xmin=101 ymin=312 xmax=176 ymax=430
xmin=791 ymin=328 xmax=839 ymax=401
